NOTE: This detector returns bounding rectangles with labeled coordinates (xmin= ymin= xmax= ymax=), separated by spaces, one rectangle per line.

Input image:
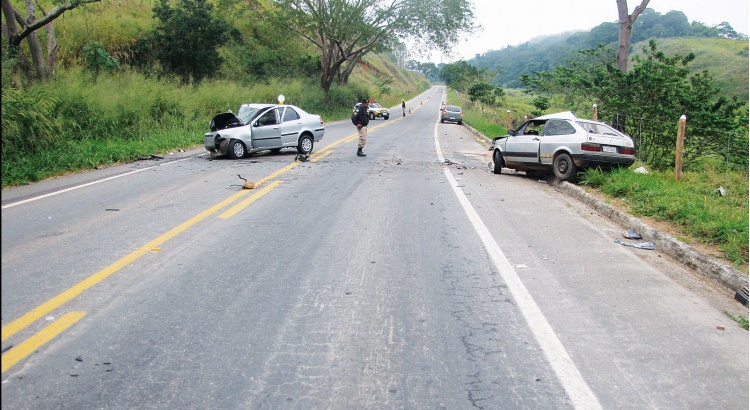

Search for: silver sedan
xmin=204 ymin=104 xmax=325 ymax=159
xmin=490 ymin=111 xmax=635 ymax=181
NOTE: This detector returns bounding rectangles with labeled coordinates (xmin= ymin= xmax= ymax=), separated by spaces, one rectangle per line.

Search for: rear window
xmin=446 ymin=105 xmax=461 ymax=112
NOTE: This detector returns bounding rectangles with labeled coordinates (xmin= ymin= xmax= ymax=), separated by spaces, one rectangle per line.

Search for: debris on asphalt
xmin=235 ymin=174 xmax=255 ymax=189
xmin=1 ymin=345 xmax=13 ymax=354
xmin=295 ymin=153 xmax=310 ymax=162
xmin=623 ymin=229 xmax=643 ymax=239
xmin=614 ymin=239 xmax=655 ymax=250
xmin=75 ymin=356 xmax=84 ymax=362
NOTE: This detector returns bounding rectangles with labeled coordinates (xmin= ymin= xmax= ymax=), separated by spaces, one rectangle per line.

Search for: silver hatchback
xmin=490 ymin=111 xmax=635 ymax=181
xmin=204 ymin=104 xmax=325 ymax=159
xmin=440 ymin=105 xmax=463 ymax=125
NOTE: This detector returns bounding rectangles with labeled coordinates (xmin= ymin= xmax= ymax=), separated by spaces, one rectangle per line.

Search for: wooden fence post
xmin=675 ymin=115 xmax=686 ymax=181
xmin=592 ymin=104 xmax=598 ymax=121
xmin=506 ymin=110 xmax=512 ymax=130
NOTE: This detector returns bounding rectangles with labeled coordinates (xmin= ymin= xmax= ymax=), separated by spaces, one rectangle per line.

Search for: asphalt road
xmin=2 ymin=86 xmax=747 ymax=409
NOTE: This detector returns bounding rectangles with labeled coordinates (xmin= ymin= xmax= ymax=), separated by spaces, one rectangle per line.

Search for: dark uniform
xmin=354 ymin=99 xmax=370 ymax=156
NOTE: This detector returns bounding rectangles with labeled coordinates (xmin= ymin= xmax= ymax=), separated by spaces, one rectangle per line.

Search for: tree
xmin=151 ymin=0 xmax=239 ymax=84
xmin=521 ymin=41 xmax=748 ymax=170
xmin=439 ymin=60 xmax=487 ymax=93
xmin=616 ymin=0 xmax=650 ymax=72
xmin=1 ymin=0 xmax=100 ymax=80
xmin=264 ymin=0 xmax=476 ymax=98
xmin=468 ymin=81 xmax=497 ymax=109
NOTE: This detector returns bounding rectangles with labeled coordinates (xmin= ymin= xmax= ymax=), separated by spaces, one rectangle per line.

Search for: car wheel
xmin=369 ymin=113 xmax=375 ymax=120
xmin=384 ymin=115 xmax=389 ymax=120
xmin=440 ymin=119 xmax=445 ymax=123
xmin=492 ymin=150 xmax=504 ymax=174
xmin=553 ymin=153 xmax=577 ymax=181
xmin=297 ymin=135 xmax=314 ymax=154
xmin=228 ymin=140 xmax=246 ymax=159
xmin=458 ymin=121 xmax=463 ymax=125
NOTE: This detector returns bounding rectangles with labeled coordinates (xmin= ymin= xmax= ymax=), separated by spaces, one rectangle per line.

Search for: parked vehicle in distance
xmin=204 ymin=104 xmax=324 ymax=159
xmin=353 ymin=101 xmax=390 ymax=120
xmin=490 ymin=111 xmax=635 ymax=181
xmin=440 ymin=105 xmax=463 ymax=125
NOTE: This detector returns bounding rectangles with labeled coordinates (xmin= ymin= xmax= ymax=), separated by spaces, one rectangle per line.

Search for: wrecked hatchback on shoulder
xmin=204 ymin=104 xmax=325 ymax=158
xmin=490 ymin=111 xmax=635 ymax=181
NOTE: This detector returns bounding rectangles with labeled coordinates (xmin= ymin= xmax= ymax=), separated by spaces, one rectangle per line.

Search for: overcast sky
xmin=422 ymin=0 xmax=750 ymax=63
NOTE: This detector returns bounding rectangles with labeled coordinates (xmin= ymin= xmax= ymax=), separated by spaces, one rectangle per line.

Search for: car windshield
xmin=237 ymin=105 xmax=273 ymax=124
xmin=370 ymin=103 xmax=382 ymax=108
xmin=576 ymin=121 xmax=624 ymax=137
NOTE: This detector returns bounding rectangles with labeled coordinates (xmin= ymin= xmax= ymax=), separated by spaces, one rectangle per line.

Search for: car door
xmin=251 ymin=108 xmax=282 ymax=149
xmin=279 ymin=106 xmax=302 ymax=147
xmin=540 ymin=119 xmax=577 ymax=165
xmin=503 ymin=121 xmax=543 ymax=165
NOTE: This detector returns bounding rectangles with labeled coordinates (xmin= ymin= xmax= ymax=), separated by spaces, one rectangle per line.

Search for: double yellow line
xmin=0 ymin=146 xmax=337 ymax=373
xmin=0 ymin=109 xmax=426 ymax=373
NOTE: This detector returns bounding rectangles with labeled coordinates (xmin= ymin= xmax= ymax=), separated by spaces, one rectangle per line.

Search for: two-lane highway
xmin=2 ymin=86 xmax=747 ymax=408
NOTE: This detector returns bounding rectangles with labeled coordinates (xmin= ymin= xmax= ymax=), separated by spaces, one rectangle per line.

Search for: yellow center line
xmin=219 ymin=180 xmax=283 ymax=219
xmin=1 ymin=116 xmax=409 ymax=343
xmin=2 ymin=312 xmax=86 ymax=373
xmin=1 ymin=189 xmax=251 ymax=342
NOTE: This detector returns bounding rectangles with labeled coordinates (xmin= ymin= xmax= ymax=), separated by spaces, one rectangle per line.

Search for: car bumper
xmin=575 ymin=153 xmax=635 ymax=169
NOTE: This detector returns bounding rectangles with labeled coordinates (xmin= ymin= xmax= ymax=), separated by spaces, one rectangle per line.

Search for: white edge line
xmin=2 ymin=156 xmax=196 ymax=209
xmin=434 ymin=103 xmax=601 ymax=410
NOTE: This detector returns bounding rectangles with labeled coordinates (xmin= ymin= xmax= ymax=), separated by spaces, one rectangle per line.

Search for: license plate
xmin=603 ymin=145 xmax=617 ymax=153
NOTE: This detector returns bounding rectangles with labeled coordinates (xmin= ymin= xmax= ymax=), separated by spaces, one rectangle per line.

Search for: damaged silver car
xmin=204 ymin=104 xmax=325 ymax=158
xmin=490 ymin=111 xmax=635 ymax=181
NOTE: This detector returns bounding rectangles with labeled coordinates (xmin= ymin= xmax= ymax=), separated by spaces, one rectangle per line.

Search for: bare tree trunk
xmin=616 ymin=0 xmax=649 ymax=73
xmin=24 ymin=0 xmax=47 ymax=79
xmin=37 ymin=0 xmax=58 ymax=78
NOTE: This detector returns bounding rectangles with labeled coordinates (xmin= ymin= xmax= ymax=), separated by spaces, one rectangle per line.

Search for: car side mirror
xmin=508 ymin=129 xmax=517 ymax=136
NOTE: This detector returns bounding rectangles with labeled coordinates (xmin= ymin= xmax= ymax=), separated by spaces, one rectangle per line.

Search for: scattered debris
xmin=235 ymin=174 xmax=255 ymax=189
xmin=138 ymin=154 xmax=164 ymax=161
xmin=75 ymin=356 xmax=84 ymax=362
xmin=634 ymin=166 xmax=649 ymax=174
xmin=295 ymin=153 xmax=311 ymax=162
xmin=717 ymin=186 xmax=726 ymax=197
xmin=105 ymin=209 xmax=120 ymax=212
xmin=614 ymin=239 xmax=655 ymax=250
xmin=716 ymin=326 xmax=725 ymax=330
xmin=623 ymin=229 xmax=643 ymax=239
xmin=442 ymin=159 xmax=455 ymax=165
xmin=1 ymin=345 xmax=13 ymax=354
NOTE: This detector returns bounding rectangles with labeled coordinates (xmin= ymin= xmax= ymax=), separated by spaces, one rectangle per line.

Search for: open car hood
xmin=209 ymin=112 xmax=244 ymax=131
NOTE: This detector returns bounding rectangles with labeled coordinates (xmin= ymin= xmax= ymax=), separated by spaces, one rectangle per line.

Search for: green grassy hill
xmin=630 ymin=37 xmax=749 ymax=101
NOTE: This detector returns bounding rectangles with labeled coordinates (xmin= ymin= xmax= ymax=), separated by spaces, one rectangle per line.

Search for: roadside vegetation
xmin=446 ymin=88 xmax=748 ymax=270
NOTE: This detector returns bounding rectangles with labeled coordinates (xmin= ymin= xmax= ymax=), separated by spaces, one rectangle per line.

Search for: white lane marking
xmin=433 ymin=113 xmax=601 ymax=409
xmin=2 ymin=156 xmax=196 ymax=209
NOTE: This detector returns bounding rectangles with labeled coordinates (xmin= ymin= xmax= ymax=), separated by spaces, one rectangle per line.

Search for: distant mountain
xmin=469 ymin=9 xmax=749 ymax=100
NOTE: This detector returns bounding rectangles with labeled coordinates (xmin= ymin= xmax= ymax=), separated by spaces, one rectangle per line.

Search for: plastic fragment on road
xmin=614 ymin=239 xmax=655 ymax=250
xmin=634 ymin=166 xmax=649 ymax=174
xmin=623 ymin=229 xmax=643 ymax=239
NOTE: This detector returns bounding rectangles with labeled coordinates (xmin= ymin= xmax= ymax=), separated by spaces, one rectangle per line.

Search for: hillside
xmin=473 ymin=36 xmax=749 ymax=101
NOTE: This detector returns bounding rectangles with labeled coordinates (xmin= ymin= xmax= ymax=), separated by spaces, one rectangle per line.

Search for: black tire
xmin=492 ymin=150 xmax=504 ymax=174
xmin=297 ymin=135 xmax=314 ymax=154
xmin=553 ymin=152 xmax=577 ymax=181
xmin=369 ymin=113 xmax=375 ymax=120
xmin=458 ymin=121 xmax=463 ymax=125
xmin=440 ymin=119 xmax=445 ymax=123
xmin=384 ymin=115 xmax=389 ymax=120
xmin=228 ymin=139 xmax=246 ymax=159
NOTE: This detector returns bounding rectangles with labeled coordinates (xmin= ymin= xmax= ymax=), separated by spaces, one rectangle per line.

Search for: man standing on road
xmin=402 ymin=99 xmax=406 ymax=117
xmin=354 ymin=99 xmax=370 ymax=157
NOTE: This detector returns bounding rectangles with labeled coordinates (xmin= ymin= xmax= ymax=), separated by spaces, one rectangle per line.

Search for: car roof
xmin=534 ymin=111 xmax=577 ymax=120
